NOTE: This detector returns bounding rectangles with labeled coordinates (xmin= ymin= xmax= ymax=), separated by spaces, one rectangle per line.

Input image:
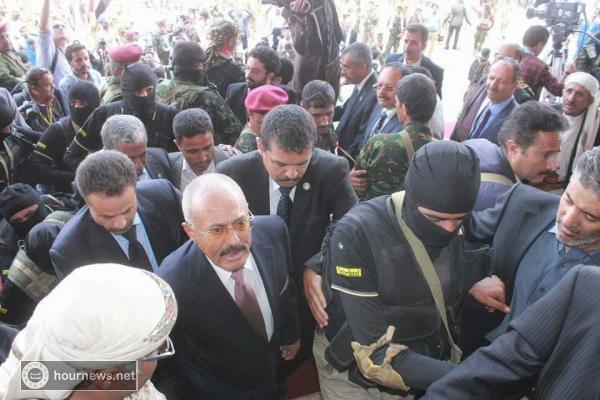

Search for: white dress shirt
xmin=180 ymin=158 xmax=216 ymax=191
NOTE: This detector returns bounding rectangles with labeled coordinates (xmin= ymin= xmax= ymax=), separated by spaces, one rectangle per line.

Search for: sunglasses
xmin=192 ymin=213 xmax=254 ymax=242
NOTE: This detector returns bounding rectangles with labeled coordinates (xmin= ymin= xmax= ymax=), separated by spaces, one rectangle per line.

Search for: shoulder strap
xmin=480 ymin=172 xmax=513 ymax=186
xmin=390 ymin=191 xmax=462 ymax=363
xmin=49 ymin=48 xmax=59 ymax=74
xmin=399 ymin=130 xmax=415 ymax=161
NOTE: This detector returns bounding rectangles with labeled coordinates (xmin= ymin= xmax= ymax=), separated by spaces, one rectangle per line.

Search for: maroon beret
xmin=109 ymin=43 xmax=143 ymax=65
xmin=245 ymin=85 xmax=288 ymax=114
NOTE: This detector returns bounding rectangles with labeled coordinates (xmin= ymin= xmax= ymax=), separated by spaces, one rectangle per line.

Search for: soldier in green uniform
xmin=234 ymin=85 xmax=288 ymax=153
xmin=157 ymin=41 xmax=242 ymax=145
xmin=0 ymin=23 xmax=29 ymax=91
xmin=99 ymin=43 xmax=143 ymax=106
xmin=354 ymin=73 xmax=437 ymax=199
xmin=384 ymin=7 xmax=406 ymax=58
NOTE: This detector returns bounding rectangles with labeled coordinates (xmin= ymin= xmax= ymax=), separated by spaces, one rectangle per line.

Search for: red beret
xmin=245 ymin=85 xmax=288 ymax=114
xmin=124 ymin=29 xmax=139 ymax=40
xmin=109 ymin=43 xmax=143 ymax=65
xmin=0 ymin=23 xmax=8 ymax=34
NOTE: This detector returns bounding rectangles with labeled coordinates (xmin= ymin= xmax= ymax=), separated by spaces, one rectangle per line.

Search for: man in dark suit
xmin=386 ymin=24 xmax=444 ymax=97
xmin=100 ymin=114 xmax=174 ymax=183
xmin=422 ymin=264 xmax=600 ymax=400
xmin=335 ymin=42 xmax=378 ymax=160
xmin=50 ymin=150 xmax=184 ymax=279
xmin=157 ymin=173 xmax=300 ymax=399
xmin=226 ymin=46 xmax=281 ymax=125
xmin=463 ymin=148 xmax=600 ymax=353
xmin=451 ymin=59 xmax=519 ymax=145
xmin=217 ymin=104 xmax=358 ymax=375
xmin=358 ymin=63 xmax=409 ymax=150
xmin=167 ymin=108 xmax=231 ymax=191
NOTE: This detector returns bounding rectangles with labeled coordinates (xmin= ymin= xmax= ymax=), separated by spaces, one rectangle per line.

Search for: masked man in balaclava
xmin=63 ymin=62 xmax=178 ymax=171
xmin=25 ymin=80 xmax=100 ymax=193
xmin=157 ymin=41 xmax=242 ymax=145
xmin=312 ymin=140 xmax=492 ymax=399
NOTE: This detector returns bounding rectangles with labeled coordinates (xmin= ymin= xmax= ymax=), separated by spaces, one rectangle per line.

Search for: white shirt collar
xmin=269 ymin=176 xmax=297 ymax=199
xmin=207 ymin=252 xmax=257 ymax=286
xmin=355 ymin=70 xmax=374 ymax=92
xmin=403 ymin=56 xmax=422 ymax=67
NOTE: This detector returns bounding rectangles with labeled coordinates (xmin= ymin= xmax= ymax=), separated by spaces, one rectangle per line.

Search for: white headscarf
xmin=0 ymin=264 xmax=177 ymax=400
xmin=560 ymin=72 xmax=600 ymax=180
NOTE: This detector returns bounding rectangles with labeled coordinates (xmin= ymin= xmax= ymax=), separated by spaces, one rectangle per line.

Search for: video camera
xmin=527 ymin=0 xmax=584 ymax=30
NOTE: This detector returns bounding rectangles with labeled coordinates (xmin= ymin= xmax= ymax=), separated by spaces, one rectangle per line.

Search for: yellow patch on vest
xmin=336 ymin=266 xmax=363 ymax=278
xmin=36 ymin=141 xmax=47 ymax=150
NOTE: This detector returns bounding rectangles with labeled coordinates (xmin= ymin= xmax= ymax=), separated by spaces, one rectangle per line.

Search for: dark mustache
xmin=220 ymin=245 xmax=248 ymax=257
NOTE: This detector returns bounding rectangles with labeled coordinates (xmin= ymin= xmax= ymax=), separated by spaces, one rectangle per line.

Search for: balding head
xmin=495 ymin=43 xmax=523 ymax=62
xmin=486 ymin=59 xmax=519 ymax=104
xmin=182 ymin=174 xmax=252 ymax=271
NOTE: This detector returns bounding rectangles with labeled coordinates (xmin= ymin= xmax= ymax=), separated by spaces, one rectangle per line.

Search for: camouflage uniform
xmin=316 ymin=127 xmax=337 ymax=153
xmin=99 ymin=76 xmax=122 ymax=106
xmin=0 ymin=51 xmax=28 ymax=91
xmin=156 ymin=79 xmax=243 ymax=145
xmin=234 ymin=126 xmax=258 ymax=153
xmin=354 ymin=122 xmax=435 ymax=200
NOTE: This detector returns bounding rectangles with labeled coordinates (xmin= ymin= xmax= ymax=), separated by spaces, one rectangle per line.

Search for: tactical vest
xmin=7 ymin=211 xmax=73 ymax=302
xmin=324 ymin=196 xmax=490 ymax=365
xmin=157 ymin=80 xmax=208 ymax=111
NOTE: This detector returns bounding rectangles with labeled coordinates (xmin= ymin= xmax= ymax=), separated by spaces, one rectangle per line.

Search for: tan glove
xmin=350 ymin=326 xmax=409 ymax=391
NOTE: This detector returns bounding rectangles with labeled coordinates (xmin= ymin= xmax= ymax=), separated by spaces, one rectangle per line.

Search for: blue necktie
xmin=470 ymin=107 xmax=492 ymax=139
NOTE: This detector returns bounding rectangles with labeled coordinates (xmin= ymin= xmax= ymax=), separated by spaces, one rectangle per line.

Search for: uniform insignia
xmin=338 ymin=242 xmax=344 ymax=250
xmin=336 ymin=266 xmax=363 ymax=278
xmin=36 ymin=141 xmax=47 ymax=150
xmin=303 ymin=182 xmax=311 ymax=191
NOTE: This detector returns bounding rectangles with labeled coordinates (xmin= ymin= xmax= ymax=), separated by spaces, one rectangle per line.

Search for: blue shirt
xmin=487 ymin=223 xmax=600 ymax=341
xmin=110 ymin=212 xmax=159 ymax=272
xmin=472 ymin=97 xmax=514 ymax=136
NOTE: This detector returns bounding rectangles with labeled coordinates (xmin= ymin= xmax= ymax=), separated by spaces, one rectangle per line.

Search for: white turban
xmin=565 ymin=71 xmax=600 ymax=99
xmin=0 ymin=264 xmax=177 ymax=400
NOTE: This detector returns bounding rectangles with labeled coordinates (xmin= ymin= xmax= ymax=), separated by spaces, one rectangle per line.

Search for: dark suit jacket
xmin=359 ymin=105 xmax=403 ymax=149
xmin=451 ymin=84 xmax=518 ymax=145
xmin=145 ymin=147 xmax=174 ymax=183
xmin=334 ymin=72 xmax=378 ymax=159
xmin=167 ymin=148 xmax=231 ymax=191
xmin=385 ymin=53 xmax=444 ymax=97
xmin=217 ymin=149 xmax=358 ymax=281
xmin=226 ymin=82 xmax=298 ymax=125
xmin=157 ymin=216 xmax=300 ymax=398
xmin=423 ymin=264 xmax=600 ymax=400
xmin=461 ymin=184 xmax=559 ymax=346
xmin=50 ymin=179 xmax=185 ymax=279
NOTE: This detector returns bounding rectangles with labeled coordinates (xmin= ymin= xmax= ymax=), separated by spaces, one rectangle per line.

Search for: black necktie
xmin=277 ymin=187 xmax=293 ymax=226
xmin=122 ymin=227 xmax=153 ymax=271
xmin=372 ymin=111 xmax=387 ymax=134
xmin=470 ymin=107 xmax=492 ymax=139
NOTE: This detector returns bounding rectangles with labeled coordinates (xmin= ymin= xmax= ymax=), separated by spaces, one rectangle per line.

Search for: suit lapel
xmin=137 ymin=194 xmax=165 ymax=262
xmin=251 ymin=242 xmax=279 ymax=335
xmin=250 ymin=153 xmax=270 ymax=215
xmin=289 ymin=157 xmax=316 ymax=239
xmin=89 ymin=219 xmax=131 ymax=264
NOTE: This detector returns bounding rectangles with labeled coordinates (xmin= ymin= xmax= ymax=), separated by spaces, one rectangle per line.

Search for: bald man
xmin=157 ymin=173 xmax=300 ymax=400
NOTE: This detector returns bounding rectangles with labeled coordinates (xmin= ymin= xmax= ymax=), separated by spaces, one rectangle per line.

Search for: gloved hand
xmin=350 ymin=326 xmax=410 ymax=391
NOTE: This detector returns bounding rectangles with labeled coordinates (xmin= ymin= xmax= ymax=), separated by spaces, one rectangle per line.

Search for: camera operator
xmin=520 ymin=25 xmax=575 ymax=100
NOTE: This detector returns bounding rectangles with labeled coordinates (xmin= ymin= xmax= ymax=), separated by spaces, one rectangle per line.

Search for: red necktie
xmin=231 ymin=268 xmax=268 ymax=340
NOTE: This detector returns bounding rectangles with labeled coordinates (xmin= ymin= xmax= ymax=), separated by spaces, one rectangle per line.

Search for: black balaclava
xmin=0 ymin=184 xmax=50 ymax=239
xmin=402 ymin=141 xmax=480 ymax=253
xmin=121 ymin=62 xmax=157 ymax=120
xmin=172 ymin=41 xmax=205 ymax=84
xmin=0 ymin=94 xmax=16 ymax=140
xmin=68 ymin=80 xmax=100 ymax=128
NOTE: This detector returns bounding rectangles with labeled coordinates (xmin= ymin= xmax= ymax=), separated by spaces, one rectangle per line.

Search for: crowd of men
xmin=1 ymin=0 xmax=600 ymax=399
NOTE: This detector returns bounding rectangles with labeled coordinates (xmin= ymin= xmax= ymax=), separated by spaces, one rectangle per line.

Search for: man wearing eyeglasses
xmin=37 ymin=0 xmax=72 ymax=90
xmin=157 ymin=173 xmax=300 ymax=400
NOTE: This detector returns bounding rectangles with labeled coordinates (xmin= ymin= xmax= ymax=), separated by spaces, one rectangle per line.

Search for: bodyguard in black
xmin=63 ymin=62 xmax=178 ymax=171
xmin=25 ymin=80 xmax=100 ymax=192
xmin=314 ymin=141 xmax=487 ymax=397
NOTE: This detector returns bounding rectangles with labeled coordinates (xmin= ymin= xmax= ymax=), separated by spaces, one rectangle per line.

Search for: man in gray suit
xmin=422 ymin=264 xmax=600 ymax=400
xmin=168 ymin=108 xmax=231 ymax=191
